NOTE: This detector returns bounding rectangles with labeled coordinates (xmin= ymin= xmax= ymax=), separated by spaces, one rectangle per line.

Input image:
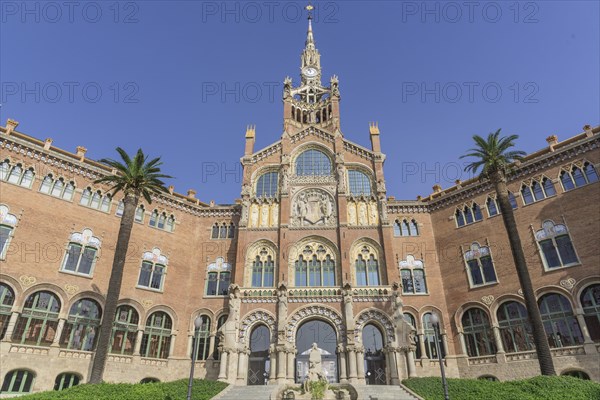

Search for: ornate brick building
xmin=0 ymin=17 xmax=599 ymax=397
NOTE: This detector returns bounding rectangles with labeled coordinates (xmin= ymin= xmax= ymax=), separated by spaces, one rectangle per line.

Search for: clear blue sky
xmin=1 ymin=1 xmax=598 ymax=204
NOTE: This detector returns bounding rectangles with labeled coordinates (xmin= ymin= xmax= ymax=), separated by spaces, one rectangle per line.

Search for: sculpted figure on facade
xmin=343 ymin=284 xmax=355 ymax=331
xmin=219 ymin=284 xmax=241 ymax=351
xmin=250 ymin=203 xmax=259 ymax=227
xmin=240 ymin=199 xmax=250 ymax=226
xmin=260 ymin=203 xmax=269 ymax=227
xmin=337 ymin=164 xmax=346 ymax=193
xmin=368 ymin=200 xmax=379 ymax=225
xmin=358 ymin=202 xmax=368 ymax=225
xmin=280 ymin=165 xmax=290 ymax=194
xmin=347 ymin=202 xmax=357 ymax=225
xmin=277 ymin=283 xmax=288 ymax=331
xmin=270 ymin=202 xmax=279 ymax=227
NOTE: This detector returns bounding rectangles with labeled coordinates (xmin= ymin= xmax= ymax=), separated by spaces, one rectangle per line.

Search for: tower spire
xmin=300 ymin=2 xmax=321 ymax=85
xmin=305 ymin=3 xmax=315 ymax=50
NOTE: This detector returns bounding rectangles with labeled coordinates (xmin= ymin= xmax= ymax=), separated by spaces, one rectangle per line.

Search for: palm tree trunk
xmin=491 ymin=170 xmax=556 ymax=375
xmin=89 ymin=194 xmax=138 ymax=383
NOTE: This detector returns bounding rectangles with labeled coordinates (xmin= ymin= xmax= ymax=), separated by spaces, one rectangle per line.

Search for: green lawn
xmin=18 ymin=379 xmax=228 ymax=400
xmin=403 ymin=376 xmax=600 ymax=400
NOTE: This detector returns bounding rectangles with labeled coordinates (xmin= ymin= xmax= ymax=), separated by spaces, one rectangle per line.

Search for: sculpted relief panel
xmin=347 ymin=198 xmax=379 ymax=226
xmin=290 ymin=188 xmax=337 ymax=227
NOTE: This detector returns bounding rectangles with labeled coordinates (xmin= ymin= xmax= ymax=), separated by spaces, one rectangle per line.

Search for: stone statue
xmin=343 ymin=285 xmax=355 ymax=331
xmin=219 ymin=284 xmax=241 ymax=350
xmin=358 ymin=202 xmax=367 ymax=226
xmin=369 ymin=201 xmax=378 ymax=225
xmin=240 ymin=199 xmax=250 ymax=226
xmin=260 ymin=203 xmax=269 ymax=227
xmin=283 ymin=77 xmax=292 ymax=99
xmin=308 ymin=343 xmax=324 ymax=382
xmin=336 ymin=164 xmax=346 ymax=192
xmin=347 ymin=202 xmax=357 ymax=225
xmin=277 ymin=284 xmax=288 ymax=331
xmin=270 ymin=203 xmax=279 ymax=227
xmin=379 ymin=197 xmax=388 ymax=222
xmin=250 ymin=204 xmax=259 ymax=227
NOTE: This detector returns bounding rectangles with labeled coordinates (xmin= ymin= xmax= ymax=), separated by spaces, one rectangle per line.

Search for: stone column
xmin=277 ymin=347 xmax=287 ymax=381
xmin=441 ymin=332 xmax=449 ymax=357
xmin=51 ymin=318 xmax=66 ymax=346
xmin=133 ymin=330 xmax=144 ymax=356
xmin=347 ymin=348 xmax=357 ymax=383
xmin=286 ymin=348 xmax=296 ymax=382
xmin=208 ymin=334 xmax=216 ymax=358
xmin=387 ymin=348 xmax=400 ymax=384
xmin=1 ymin=312 xmax=19 ymax=342
xmin=168 ymin=334 xmax=176 ymax=357
xmin=458 ymin=332 xmax=467 ymax=355
xmin=575 ymin=311 xmax=594 ymax=344
xmin=237 ymin=349 xmax=249 ymax=384
xmin=337 ymin=345 xmax=348 ymax=383
xmin=218 ymin=350 xmax=229 ymax=381
xmin=418 ymin=333 xmax=428 ymax=359
xmin=356 ymin=347 xmax=365 ymax=383
xmin=406 ymin=349 xmax=417 ymax=378
xmin=269 ymin=347 xmax=277 ymax=382
xmin=492 ymin=325 xmax=505 ymax=353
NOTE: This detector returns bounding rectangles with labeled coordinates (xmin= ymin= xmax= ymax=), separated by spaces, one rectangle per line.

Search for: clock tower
xmin=282 ymin=8 xmax=341 ymax=133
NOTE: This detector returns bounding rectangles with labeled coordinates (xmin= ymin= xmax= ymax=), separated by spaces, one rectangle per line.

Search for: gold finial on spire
xmin=245 ymin=124 xmax=256 ymax=138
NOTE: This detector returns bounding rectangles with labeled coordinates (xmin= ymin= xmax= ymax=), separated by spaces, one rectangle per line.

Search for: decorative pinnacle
xmin=305 ymin=3 xmax=315 ymax=48
xmin=369 ymin=122 xmax=380 ymax=135
xmin=245 ymin=125 xmax=256 ymax=139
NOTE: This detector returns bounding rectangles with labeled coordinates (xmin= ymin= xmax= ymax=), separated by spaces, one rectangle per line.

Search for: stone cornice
xmin=426 ymin=133 xmax=600 ymax=211
xmin=0 ymin=131 xmax=242 ymax=218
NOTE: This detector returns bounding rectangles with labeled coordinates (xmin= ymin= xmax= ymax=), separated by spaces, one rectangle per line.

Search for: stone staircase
xmin=354 ymin=384 xmax=422 ymax=400
xmin=213 ymin=384 xmax=277 ymax=400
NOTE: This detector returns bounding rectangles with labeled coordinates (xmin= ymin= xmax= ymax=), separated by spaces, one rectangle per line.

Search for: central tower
xmin=283 ymin=12 xmax=341 ymax=134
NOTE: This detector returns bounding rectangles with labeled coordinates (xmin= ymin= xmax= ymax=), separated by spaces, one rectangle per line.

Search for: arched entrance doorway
xmin=295 ymin=320 xmax=338 ymax=383
xmin=363 ymin=324 xmax=386 ymax=385
xmin=247 ymin=324 xmax=270 ymax=385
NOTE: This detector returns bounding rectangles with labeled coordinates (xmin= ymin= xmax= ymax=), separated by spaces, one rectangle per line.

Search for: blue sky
xmin=1 ymin=1 xmax=598 ymax=204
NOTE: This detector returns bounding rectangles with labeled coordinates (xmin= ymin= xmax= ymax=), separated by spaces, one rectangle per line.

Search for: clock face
xmin=303 ymin=67 xmax=318 ymax=77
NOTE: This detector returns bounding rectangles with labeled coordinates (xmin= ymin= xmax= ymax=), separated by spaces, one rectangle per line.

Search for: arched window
xmin=497 ymin=301 xmax=534 ymax=353
xmin=256 ymin=172 xmax=279 ymax=198
xmin=0 ymin=204 xmax=18 ymax=260
xmin=138 ymin=248 xmax=168 ymax=291
xmin=422 ymin=313 xmax=444 ymax=359
xmin=251 ymin=247 xmax=276 ymax=288
xmin=135 ymin=205 xmax=145 ymax=223
xmin=462 ymin=308 xmax=496 ymax=357
xmin=464 ymin=205 xmax=474 ymax=224
xmin=40 ymin=175 xmax=75 ymax=201
xmin=140 ymin=377 xmax=160 ymax=384
xmin=6 ymin=163 xmax=34 ymax=188
xmin=561 ymin=370 xmax=590 ymax=380
xmin=355 ymin=245 xmax=380 ymax=287
xmin=115 ymin=201 xmax=124 ymax=217
xmin=472 ymin=203 xmax=483 ymax=221
xmin=486 ymin=196 xmax=499 ymax=217
xmin=508 ymin=191 xmax=518 ymax=209
xmin=394 ymin=219 xmax=419 ymax=236
xmin=455 ymin=209 xmax=465 ymax=227
xmin=206 ymin=257 xmax=231 ymax=296
xmin=149 ymin=210 xmax=175 ymax=232
xmin=1 ymin=370 xmax=34 ymax=394
xmin=54 ymin=373 xmax=80 ymax=391
xmin=61 ymin=229 xmax=101 ymax=276
xmin=403 ymin=313 xmax=421 ymax=359
xmin=211 ymin=223 xmax=219 ymax=239
xmin=400 ymin=256 xmax=427 ymax=294
xmin=111 ymin=305 xmax=139 ymax=355
xmin=228 ymin=223 xmax=235 ymax=238
xmin=347 ymin=170 xmax=372 ymax=196
xmin=192 ymin=315 xmax=211 ymax=360
xmin=13 ymin=291 xmax=61 ymax=346
xmin=535 ymin=220 xmax=579 ymax=269
xmin=464 ymin=243 xmax=497 ymax=287
xmin=149 ymin=210 xmax=158 ymax=227
xmin=60 ymin=299 xmax=102 ymax=351
xmin=141 ymin=312 xmax=172 ymax=359
xmin=213 ymin=314 xmax=228 ymax=359
xmin=539 ymin=293 xmax=584 ymax=348
xmin=521 ymin=184 xmax=534 ymax=205
xmin=0 ymin=159 xmax=10 ymax=180
xmin=561 ymin=162 xmax=599 ymax=191
xmin=580 ymin=284 xmax=600 ymax=342
xmin=295 ymin=149 xmax=331 ymax=176
xmin=294 ymin=243 xmax=336 ymax=287
xmin=219 ymin=223 xmax=227 ymax=239
xmin=0 ymin=283 xmax=15 ymax=340
xmin=211 ymin=222 xmax=233 ymax=239
xmin=521 ymin=177 xmax=555 ymax=204
xmin=80 ymin=188 xmax=111 ymax=212
xmin=362 ymin=324 xmax=386 ymax=385
xmin=478 ymin=375 xmax=498 ymax=381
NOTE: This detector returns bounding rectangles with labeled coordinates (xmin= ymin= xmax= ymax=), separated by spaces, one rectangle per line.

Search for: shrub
xmin=18 ymin=379 xmax=228 ymax=400
xmin=402 ymin=376 xmax=600 ymax=400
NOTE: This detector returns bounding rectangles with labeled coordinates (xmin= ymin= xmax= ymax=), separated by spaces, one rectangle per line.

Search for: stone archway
xmin=295 ymin=319 xmax=338 ymax=383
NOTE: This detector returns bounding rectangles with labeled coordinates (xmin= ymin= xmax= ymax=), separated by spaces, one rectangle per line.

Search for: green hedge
xmin=18 ymin=379 xmax=228 ymax=400
xmin=403 ymin=376 xmax=600 ymax=400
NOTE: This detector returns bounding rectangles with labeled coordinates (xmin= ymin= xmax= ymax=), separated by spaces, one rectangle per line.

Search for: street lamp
xmin=187 ymin=316 xmax=204 ymax=400
xmin=429 ymin=313 xmax=450 ymax=400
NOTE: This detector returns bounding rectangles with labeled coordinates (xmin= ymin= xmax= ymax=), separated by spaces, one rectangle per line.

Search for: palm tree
xmin=460 ymin=129 xmax=556 ymax=375
xmin=88 ymin=147 xmax=172 ymax=383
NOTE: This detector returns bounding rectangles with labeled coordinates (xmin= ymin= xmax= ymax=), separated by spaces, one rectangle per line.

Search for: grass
xmin=18 ymin=378 xmax=228 ymax=400
xmin=403 ymin=376 xmax=600 ymax=400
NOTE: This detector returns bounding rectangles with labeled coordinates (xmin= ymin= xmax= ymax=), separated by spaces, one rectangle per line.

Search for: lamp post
xmin=429 ymin=313 xmax=450 ymax=400
xmin=187 ymin=316 xmax=204 ymax=400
